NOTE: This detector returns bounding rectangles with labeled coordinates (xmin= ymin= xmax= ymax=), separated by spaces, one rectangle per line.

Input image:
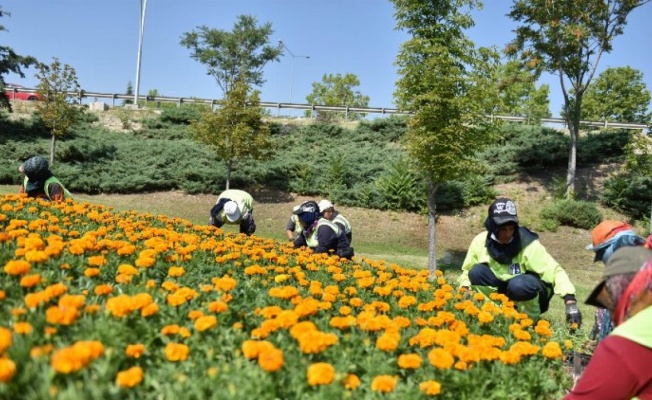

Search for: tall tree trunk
xmin=565 ymin=93 xmax=582 ymax=198
xmin=50 ymin=134 xmax=57 ymax=166
xmin=427 ymin=180 xmax=438 ymax=279
xmin=225 ymin=161 xmax=232 ymax=190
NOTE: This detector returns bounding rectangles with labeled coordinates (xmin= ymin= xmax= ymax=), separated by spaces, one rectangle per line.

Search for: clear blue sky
xmin=3 ymin=1 xmax=651 ymax=118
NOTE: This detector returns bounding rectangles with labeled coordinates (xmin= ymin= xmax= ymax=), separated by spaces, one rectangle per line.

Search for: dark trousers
xmin=468 ymin=263 xmax=553 ymax=313
xmin=239 ymin=213 xmax=256 ymax=236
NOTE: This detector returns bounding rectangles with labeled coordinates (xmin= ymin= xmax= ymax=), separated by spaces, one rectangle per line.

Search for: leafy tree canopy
xmin=35 ymin=57 xmax=81 ymax=165
xmin=191 ymin=78 xmax=273 ymax=190
xmin=493 ymin=59 xmax=551 ymax=123
xmin=304 ymin=73 xmax=370 ymax=122
xmin=581 ymin=66 xmax=651 ymax=124
xmin=180 ymin=15 xmax=282 ymax=96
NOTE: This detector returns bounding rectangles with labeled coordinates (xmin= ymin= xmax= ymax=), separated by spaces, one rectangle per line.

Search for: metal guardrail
xmin=6 ymin=87 xmax=650 ymax=130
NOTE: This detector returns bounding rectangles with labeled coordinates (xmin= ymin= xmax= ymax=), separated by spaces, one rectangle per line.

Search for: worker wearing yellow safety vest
xmin=18 ymin=156 xmax=72 ymax=202
xmin=292 ymin=200 xmax=353 ymax=259
xmin=318 ymin=199 xmax=352 ymax=244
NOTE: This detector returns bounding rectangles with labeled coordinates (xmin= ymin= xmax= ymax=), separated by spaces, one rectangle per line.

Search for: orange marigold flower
xmin=513 ymin=329 xmax=532 ymax=341
xmin=84 ymin=305 xmax=101 ymax=314
xmin=117 ymin=264 xmax=139 ymax=276
xmin=376 ymin=331 xmax=400 ymax=352
xmin=168 ymin=266 xmax=185 ymax=277
xmin=0 ymin=358 xmax=16 ymax=383
xmin=371 ymin=375 xmax=397 ymax=393
xmin=0 ymin=290 xmax=5 ymax=300
xmin=125 ymin=344 xmax=146 ymax=359
xmin=542 ymin=341 xmax=563 ymax=359
xmin=94 ymin=284 xmax=113 ymax=296
xmin=342 ymin=373 xmax=361 ymax=390
xmin=428 ymin=348 xmax=455 ymax=370
xmin=20 ymin=274 xmax=42 ymax=288
xmin=188 ymin=310 xmax=204 ymax=320
xmin=4 ymin=260 xmax=30 ymax=276
xmin=84 ymin=268 xmax=100 ymax=278
xmin=30 ymin=344 xmax=53 ymax=358
xmin=24 ymin=250 xmax=48 ymax=263
xmin=419 ymin=380 xmax=442 ymax=396
xmin=306 ymin=362 xmax=335 ymax=386
xmin=13 ymin=322 xmax=33 ymax=335
xmin=208 ymin=300 xmax=228 ymax=313
xmin=242 ymin=340 xmax=276 ymax=360
xmin=397 ymin=353 xmax=423 ymax=369
xmin=165 ymin=342 xmax=189 ymax=362
xmin=116 ymin=366 xmax=144 ymax=388
xmin=0 ymin=328 xmax=12 ymax=353
xmin=140 ymin=303 xmax=159 ymax=317
xmin=500 ymin=350 xmax=522 ymax=365
xmin=194 ymin=315 xmax=218 ymax=332
xmin=87 ymin=255 xmax=107 ymax=267
xmin=257 ymin=348 xmax=284 ymax=372
xmin=477 ymin=311 xmax=494 ymax=324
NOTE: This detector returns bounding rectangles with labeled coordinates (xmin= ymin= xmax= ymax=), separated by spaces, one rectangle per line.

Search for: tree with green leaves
xmin=581 ymin=66 xmax=651 ymax=125
xmin=35 ymin=57 xmax=81 ymax=166
xmin=123 ymin=81 xmax=133 ymax=105
xmin=392 ymin=0 xmax=499 ymax=274
xmin=494 ymin=59 xmax=551 ymax=124
xmin=304 ymin=73 xmax=370 ymax=122
xmin=191 ymin=78 xmax=272 ymax=190
xmin=0 ymin=6 xmax=37 ymax=111
xmin=507 ymin=0 xmax=649 ymax=198
xmin=180 ymin=15 xmax=282 ymax=96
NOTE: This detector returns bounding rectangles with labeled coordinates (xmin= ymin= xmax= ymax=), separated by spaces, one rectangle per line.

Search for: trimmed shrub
xmin=540 ymin=199 xmax=602 ymax=230
xmin=601 ymin=172 xmax=652 ymax=220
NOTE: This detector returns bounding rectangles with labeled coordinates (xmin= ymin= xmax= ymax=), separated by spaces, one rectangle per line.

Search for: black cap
xmin=488 ymin=198 xmax=518 ymax=225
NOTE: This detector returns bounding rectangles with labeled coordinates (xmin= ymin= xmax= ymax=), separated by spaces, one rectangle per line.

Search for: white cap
xmin=224 ymin=201 xmax=241 ymax=222
xmin=318 ymin=199 xmax=334 ymax=213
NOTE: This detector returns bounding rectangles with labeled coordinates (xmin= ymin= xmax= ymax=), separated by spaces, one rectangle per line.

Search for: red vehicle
xmin=3 ymin=83 xmax=42 ymax=101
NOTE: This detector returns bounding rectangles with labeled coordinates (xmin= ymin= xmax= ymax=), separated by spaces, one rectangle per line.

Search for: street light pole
xmin=278 ymin=40 xmax=309 ymax=115
xmin=134 ymin=0 xmax=148 ymax=106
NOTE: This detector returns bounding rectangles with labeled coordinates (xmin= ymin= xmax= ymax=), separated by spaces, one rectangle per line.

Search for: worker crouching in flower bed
xmin=18 ymin=156 xmax=72 ymax=202
xmin=458 ymin=198 xmax=581 ymax=327
xmin=292 ymin=201 xmax=354 ymax=259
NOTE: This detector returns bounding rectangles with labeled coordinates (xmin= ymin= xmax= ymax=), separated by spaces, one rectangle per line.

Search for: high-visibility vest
xmin=23 ymin=176 xmax=72 ymax=201
xmin=333 ymin=213 xmax=351 ymax=234
xmin=305 ymin=218 xmax=340 ymax=248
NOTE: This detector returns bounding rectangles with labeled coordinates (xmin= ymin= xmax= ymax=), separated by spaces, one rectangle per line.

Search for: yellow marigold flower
xmin=472 ymin=292 xmax=486 ymax=302
xmin=140 ymin=303 xmax=159 ymax=317
xmin=274 ymin=274 xmax=290 ymax=283
xmin=428 ymin=348 xmax=455 ymax=370
xmin=542 ymin=341 xmax=563 ymax=359
xmin=87 ymin=255 xmax=107 ymax=267
xmin=0 ymin=328 xmax=12 ymax=354
xmin=500 ymin=350 xmax=522 ymax=365
xmin=257 ymin=348 xmax=284 ymax=372
xmin=419 ymin=380 xmax=442 ymax=396
xmin=135 ymin=257 xmax=156 ymax=268
xmin=146 ymin=280 xmax=156 ymax=289
xmin=297 ymin=331 xmax=338 ymax=354
xmin=194 ymin=315 xmax=218 ymax=332
xmin=376 ymin=331 xmax=400 ymax=352
xmin=45 ymin=306 xmax=79 ymax=326
xmin=477 ymin=311 xmax=494 ymax=324
xmin=94 ymin=284 xmax=113 ymax=296
xmin=168 ymin=266 xmax=185 ymax=277
xmin=213 ymin=275 xmax=237 ymax=291
xmin=398 ymin=295 xmax=417 ymax=309
xmin=24 ymin=250 xmax=48 ymax=263
xmin=20 ymin=273 xmax=42 ymax=288
xmin=116 ymin=366 xmax=144 ymax=388
xmin=513 ymin=329 xmax=531 ymax=341
xmin=454 ymin=360 xmax=468 ymax=370
xmin=118 ymin=264 xmax=139 ymax=276
xmin=13 ymin=322 xmax=33 ymax=335
xmin=397 ymin=353 xmax=423 ymax=369
xmin=342 ymin=373 xmax=361 ymax=390
xmin=242 ymin=340 xmax=276 ymax=360
xmin=166 ymin=293 xmax=187 ymax=307
xmin=371 ymin=375 xmax=397 ymax=393
xmin=4 ymin=260 xmax=30 ymax=276
xmin=233 ymin=322 xmax=243 ymax=330
xmin=0 ymin=358 xmax=16 ymax=383
xmin=165 ymin=342 xmax=189 ymax=362
xmin=188 ymin=310 xmax=204 ymax=320
xmin=520 ymin=318 xmax=534 ymax=328
xmin=125 ymin=344 xmax=146 ymax=359
xmin=306 ymin=362 xmax=335 ymax=386
xmin=115 ymin=274 xmax=132 ymax=284
xmin=84 ymin=268 xmax=100 ymax=278
xmin=106 ymin=295 xmax=135 ymax=318
xmin=564 ymin=340 xmax=573 ymax=350
xmin=208 ymin=300 xmax=228 ymax=313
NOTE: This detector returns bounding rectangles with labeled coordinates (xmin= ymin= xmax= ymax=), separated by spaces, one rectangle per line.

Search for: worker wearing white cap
xmin=208 ymin=189 xmax=255 ymax=235
xmin=318 ymin=199 xmax=352 ymax=244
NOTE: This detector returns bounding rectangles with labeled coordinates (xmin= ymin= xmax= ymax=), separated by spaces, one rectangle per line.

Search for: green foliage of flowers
xmin=0 ymin=194 xmax=575 ymax=399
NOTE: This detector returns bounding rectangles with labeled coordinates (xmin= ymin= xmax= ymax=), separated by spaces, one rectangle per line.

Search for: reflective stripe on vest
xmin=292 ymin=215 xmax=303 ymax=234
xmin=334 ymin=214 xmax=351 ymax=234
xmin=305 ymin=219 xmax=340 ymax=248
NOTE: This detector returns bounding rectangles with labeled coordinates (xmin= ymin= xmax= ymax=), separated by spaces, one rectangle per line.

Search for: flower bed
xmin=0 ymin=194 xmax=573 ymax=399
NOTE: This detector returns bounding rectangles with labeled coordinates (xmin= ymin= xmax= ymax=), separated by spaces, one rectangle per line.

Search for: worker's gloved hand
xmin=565 ymin=301 xmax=582 ymax=331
